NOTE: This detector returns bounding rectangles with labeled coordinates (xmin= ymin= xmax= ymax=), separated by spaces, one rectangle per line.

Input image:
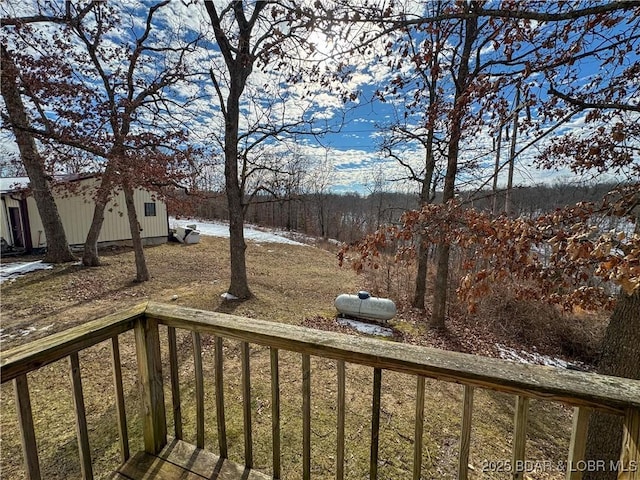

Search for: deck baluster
xmin=337 ymin=360 xmax=346 ymax=480
xmin=167 ymin=326 xmax=183 ymax=440
xmin=13 ymin=374 xmax=41 ymax=480
xmin=270 ymin=348 xmax=281 ymax=479
xmin=214 ymin=336 xmax=228 ymax=458
xmin=111 ymin=336 xmax=130 ymax=462
xmin=302 ymin=354 xmax=311 ymax=480
xmin=192 ymin=332 xmax=205 ymax=448
xmin=413 ymin=376 xmax=425 ymax=480
xmin=512 ymin=395 xmax=530 ymax=480
xmin=619 ymin=408 xmax=640 ymax=480
xmin=70 ymin=352 xmax=93 ymax=480
xmin=370 ymin=368 xmax=382 ymax=480
xmin=565 ymin=407 xmax=590 ymax=480
xmin=242 ymin=342 xmax=253 ymax=468
xmin=458 ymin=385 xmax=474 ymax=480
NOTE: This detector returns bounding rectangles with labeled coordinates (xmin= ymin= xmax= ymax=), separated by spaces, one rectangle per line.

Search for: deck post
xmin=134 ymin=316 xmax=167 ymax=454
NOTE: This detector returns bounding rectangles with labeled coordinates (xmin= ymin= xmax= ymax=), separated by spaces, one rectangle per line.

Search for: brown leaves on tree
xmin=340 ymin=189 xmax=639 ymax=313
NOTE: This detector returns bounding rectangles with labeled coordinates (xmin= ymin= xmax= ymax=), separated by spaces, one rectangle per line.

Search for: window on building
xmin=144 ymin=202 xmax=156 ymax=217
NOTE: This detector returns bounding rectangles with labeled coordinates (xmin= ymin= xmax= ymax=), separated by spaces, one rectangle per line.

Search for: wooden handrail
xmin=0 ymin=303 xmax=147 ymax=383
xmin=3 ymin=301 xmax=639 ymax=414
xmin=2 ymin=302 xmax=640 ymax=480
xmin=144 ymin=302 xmax=640 ymax=415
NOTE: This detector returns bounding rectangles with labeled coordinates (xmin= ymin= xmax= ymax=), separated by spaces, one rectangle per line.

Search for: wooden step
xmin=113 ymin=439 xmax=272 ymax=480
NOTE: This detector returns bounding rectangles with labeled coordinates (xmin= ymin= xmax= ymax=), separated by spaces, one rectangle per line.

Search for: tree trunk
xmin=431 ymin=5 xmax=478 ymax=328
xmin=583 ymin=288 xmax=640 ymax=480
xmin=412 ymin=132 xmax=437 ymax=310
xmin=1 ymin=45 xmax=75 ymax=264
xmin=205 ymin=2 xmax=267 ymax=301
xmin=413 ymin=238 xmax=430 ymax=309
xmin=82 ymin=202 xmax=106 ymax=266
xmin=431 ymin=244 xmax=451 ymax=328
xmin=123 ymin=181 xmax=150 ymax=282
xmin=82 ymin=163 xmax=118 ymax=267
xmin=224 ymin=78 xmax=251 ymax=299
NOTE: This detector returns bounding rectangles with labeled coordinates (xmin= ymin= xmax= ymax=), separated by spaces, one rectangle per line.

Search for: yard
xmin=1 ymin=235 xmax=575 ymax=479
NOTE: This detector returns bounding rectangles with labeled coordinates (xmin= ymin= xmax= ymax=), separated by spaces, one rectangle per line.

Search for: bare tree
xmin=3 ymin=1 xmax=198 ymax=281
xmin=1 ymin=44 xmax=75 ymax=263
xmin=203 ymin=1 xmax=338 ymax=299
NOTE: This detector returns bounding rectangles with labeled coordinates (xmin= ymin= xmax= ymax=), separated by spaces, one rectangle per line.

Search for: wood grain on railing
xmin=144 ymin=302 xmax=640 ymax=415
xmin=167 ymin=326 xmax=183 ymax=440
xmin=70 ymin=352 xmax=93 ymax=480
xmin=270 ymin=347 xmax=281 ymax=479
xmin=13 ymin=374 xmax=41 ymax=480
xmin=110 ymin=336 xmax=129 ymax=462
xmin=192 ymin=332 xmax=205 ymax=449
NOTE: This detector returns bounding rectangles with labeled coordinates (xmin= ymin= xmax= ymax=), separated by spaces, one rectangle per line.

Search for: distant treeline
xmin=181 ymin=182 xmax=620 ymax=244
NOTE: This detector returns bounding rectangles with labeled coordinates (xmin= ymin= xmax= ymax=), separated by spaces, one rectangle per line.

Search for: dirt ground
xmin=0 ymin=236 xmax=574 ymax=479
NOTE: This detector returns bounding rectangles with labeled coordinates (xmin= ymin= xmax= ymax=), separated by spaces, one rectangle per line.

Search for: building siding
xmin=2 ymin=177 xmax=168 ymax=249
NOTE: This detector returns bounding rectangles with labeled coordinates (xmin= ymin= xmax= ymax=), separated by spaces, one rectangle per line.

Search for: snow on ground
xmin=495 ymin=343 xmax=587 ymax=370
xmin=0 ymin=261 xmax=53 ymax=284
xmin=0 ymin=323 xmax=54 ymax=344
xmin=337 ymin=316 xmax=394 ymax=337
xmin=170 ymin=217 xmax=307 ymax=246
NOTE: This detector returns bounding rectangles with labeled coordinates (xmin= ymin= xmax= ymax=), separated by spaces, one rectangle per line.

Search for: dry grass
xmin=1 ymin=236 xmax=574 ymax=479
xmin=469 ymin=290 xmax=607 ymax=366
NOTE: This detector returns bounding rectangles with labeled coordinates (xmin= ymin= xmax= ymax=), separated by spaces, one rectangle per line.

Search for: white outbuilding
xmin=0 ymin=174 xmax=168 ymax=254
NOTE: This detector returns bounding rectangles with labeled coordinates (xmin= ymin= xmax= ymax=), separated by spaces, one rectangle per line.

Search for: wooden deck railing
xmin=1 ymin=301 xmax=639 ymax=480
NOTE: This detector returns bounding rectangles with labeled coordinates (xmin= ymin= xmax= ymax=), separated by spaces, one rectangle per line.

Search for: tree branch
xmin=549 ymin=86 xmax=640 ymax=113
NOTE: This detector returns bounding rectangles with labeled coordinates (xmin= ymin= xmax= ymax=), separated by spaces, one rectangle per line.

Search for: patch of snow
xmin=0 ymin=323 xmax=56 ymax=344
xmin=495 ymin=344 xmax=585 ymax=370
xmin=0 ymin=261 xmax=53 ymax=284
xmin=0 ymin=177 xmax=29 ymax=193
xmin=337 ymin=316 xmax=393 ymax=337
xmin=221 ymin=292 xmax=239 ymax=300
xmin=170 ymin=217 xmax=307 ymax=246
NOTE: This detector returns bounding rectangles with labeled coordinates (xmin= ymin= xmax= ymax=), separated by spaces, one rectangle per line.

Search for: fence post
xmin=134 ymin=317 xmax=167 ymax=454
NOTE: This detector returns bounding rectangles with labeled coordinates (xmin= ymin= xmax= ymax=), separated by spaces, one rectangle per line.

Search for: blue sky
xmin=1 ymin=0 xmax=637 ymax=195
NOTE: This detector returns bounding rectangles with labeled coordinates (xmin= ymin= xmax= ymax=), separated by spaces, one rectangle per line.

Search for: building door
xmin=8 ymin=207 xmax=24 ymax=247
